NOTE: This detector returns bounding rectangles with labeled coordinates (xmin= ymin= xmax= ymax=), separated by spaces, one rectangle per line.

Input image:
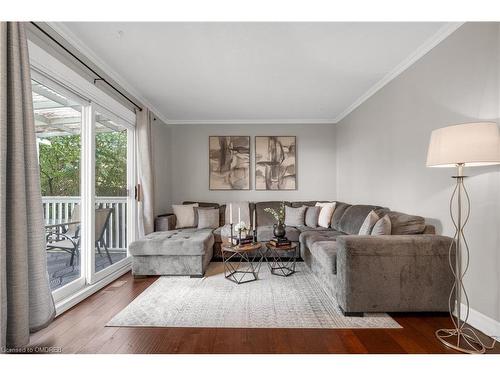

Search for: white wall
xmin=336 ymin=23 xmax=500 ymax=323
xmin=151 ymin=117 xmax=172 ymax=215
xmin=169 ymin=123 xmax=336 ymax=205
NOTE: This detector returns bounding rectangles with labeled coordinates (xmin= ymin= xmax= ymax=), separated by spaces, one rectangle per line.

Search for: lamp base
xmin=436 ymin=327 xmax=490 ymax=354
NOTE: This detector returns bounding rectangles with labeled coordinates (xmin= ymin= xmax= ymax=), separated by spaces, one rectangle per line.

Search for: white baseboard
xmin=55 ymin=263 xmax=131 ymax=316
xmin=460 ymin=303 xmax=500 ymax=343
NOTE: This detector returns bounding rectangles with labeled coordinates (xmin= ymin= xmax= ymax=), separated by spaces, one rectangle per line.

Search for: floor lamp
xmin=426 ymin=122 xmax=500 ymax=354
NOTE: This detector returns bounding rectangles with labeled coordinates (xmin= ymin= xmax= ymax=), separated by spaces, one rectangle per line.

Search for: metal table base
xmin=266 ymin=243 xmax=299 ymax=277
xmin=222 ymin=244 xmax=267 ymax=284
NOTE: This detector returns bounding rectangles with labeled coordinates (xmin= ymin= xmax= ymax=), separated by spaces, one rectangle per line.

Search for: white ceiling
xmin=54 ymin=22 xmax=458 ymax=124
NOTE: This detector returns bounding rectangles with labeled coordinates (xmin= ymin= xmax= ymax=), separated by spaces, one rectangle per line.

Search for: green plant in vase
xmin=264 ymin=202 xmax=286 ymax=239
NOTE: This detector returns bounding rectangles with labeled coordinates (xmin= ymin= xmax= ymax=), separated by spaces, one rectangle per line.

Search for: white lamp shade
xmin=426 ymin=122 xmax=500 ymax=168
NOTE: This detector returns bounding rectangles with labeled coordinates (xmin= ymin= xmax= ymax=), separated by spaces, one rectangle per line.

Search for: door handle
xmin=135 ymin=184 xmax=141 ymax=202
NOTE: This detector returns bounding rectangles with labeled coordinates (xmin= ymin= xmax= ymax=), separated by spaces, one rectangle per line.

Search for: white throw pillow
xmin=172 ymin=203 xmax=199 ymax=228
xmin=358 ymin=210 xmax=380 ymax=235
xmin=315 ymin=202 xmax=336 ymax=228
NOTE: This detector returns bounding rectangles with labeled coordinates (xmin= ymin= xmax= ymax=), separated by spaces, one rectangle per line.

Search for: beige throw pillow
xmin=371 ymin=214 xmax=392 ymax=235
xmin=172 ymin=203 xmax=199 ymax=228
xmin=196 ymin=207 xmax=220 ymax=229
xmin=316 ymin=202 xmax=336 ymax=228
xmin=358 ymin=210 xmax=379 ymax=235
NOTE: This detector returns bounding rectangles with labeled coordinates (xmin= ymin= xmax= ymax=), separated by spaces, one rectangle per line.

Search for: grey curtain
xmin=0 ymin=22 xmax=55 ymax=348
xmin=136 ymin=108 xmax=155 ymax=236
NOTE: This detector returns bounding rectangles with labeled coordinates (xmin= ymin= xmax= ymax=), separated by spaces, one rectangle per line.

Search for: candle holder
xmin=238 ymin=228 xmax=242 ymax=245
xmin=229 ymin=223 xmax=235 ymax=247
xmin=252 ymin=229 xmax=257 ymax=244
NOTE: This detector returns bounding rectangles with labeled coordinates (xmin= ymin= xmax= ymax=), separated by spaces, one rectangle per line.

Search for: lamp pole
xmin=435 ymin=163 xmax=494 ymax=354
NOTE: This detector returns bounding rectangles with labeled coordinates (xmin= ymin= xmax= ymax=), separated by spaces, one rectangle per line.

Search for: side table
xmin=266 ymin=242 xmax=299 ymax=277
xmin=221 ymin=242 xmax=266 ymax=284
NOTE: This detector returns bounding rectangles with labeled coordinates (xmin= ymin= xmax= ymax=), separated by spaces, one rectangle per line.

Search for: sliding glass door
xmin=92 ymin=105 xmax=135 ymax=282
xmin=34 ymin=77 xmax=87 ymax=298
xmin=33 ymin=72 xmax=136 ymax=302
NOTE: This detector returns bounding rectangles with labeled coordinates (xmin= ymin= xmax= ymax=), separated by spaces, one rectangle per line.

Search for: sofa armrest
xmin=155 ymin=214 xmax=176 ymax=231
xmin=335 ymin=234 xmax=455 ymax=313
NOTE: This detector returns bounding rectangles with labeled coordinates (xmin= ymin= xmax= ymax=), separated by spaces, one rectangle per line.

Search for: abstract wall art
xmin=209 ymin=136 xmax=250 ymax=190
xmin=255 ymin=136 xmax=296 ymax=190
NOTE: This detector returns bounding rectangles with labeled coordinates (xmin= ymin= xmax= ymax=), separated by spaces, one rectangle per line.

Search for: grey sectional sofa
xmin=134 ymin=200 xmax=454 ymax=315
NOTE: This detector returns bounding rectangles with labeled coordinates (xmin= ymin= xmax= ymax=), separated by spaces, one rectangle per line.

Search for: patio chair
xmin=65 ymin=204 xmax=80 ymax=238
xmin=46 ymin=205 xmax=81 ymax=266
xmin=95 ymin=208 xmax=113 ymax=265
xmin=46 ymin=207 xmax=114 ymax=266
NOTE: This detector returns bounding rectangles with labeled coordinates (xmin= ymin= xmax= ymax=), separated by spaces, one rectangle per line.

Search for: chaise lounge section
xmin=129 ymin=228 xmax=214 ymax=277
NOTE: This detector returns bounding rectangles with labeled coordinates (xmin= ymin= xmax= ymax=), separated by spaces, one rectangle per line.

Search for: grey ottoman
xmin=129 ymin=229 xmax=214 ymax=277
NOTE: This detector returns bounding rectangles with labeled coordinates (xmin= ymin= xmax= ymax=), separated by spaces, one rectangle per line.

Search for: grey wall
xmin=151 ymin=117 xmax=172 ymax=215
xmin=169 ymin=123 xmax=337 ymax=205
xmin=336 ymin=23 xmax=500 ymax=322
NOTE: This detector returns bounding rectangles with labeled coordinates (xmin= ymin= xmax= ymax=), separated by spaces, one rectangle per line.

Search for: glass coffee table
xmin=221 ymin=242 xmax=267 ymax=284
xmin=265 ymin=242 xmax=299 ymax=277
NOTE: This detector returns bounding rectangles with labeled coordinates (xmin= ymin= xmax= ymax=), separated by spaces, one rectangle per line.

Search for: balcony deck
xmin=43 ymin=196 xmax=129 ymax=291
xmin=47 ymin=249 xmax=127 ymax=290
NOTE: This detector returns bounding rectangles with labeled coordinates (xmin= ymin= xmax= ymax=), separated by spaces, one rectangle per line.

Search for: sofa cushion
xmin=336 ymin=205 xmax=385 ymax=235
xmin=296 ymin=225 xmax=333 ymax=232
xmin=310 ymin=241 xmax=338 ymax=274
xmin=291 ymin=200 xmax=330 ymax=208
xmin=129 ymin=229 xmax=214 ymax=256
xmin=284 ymin=205 xmax=307 ymax=226
xmin=183 ymin=201 xmax=219 ymax=208
xmin=218 ymin=204 xmax=226 ymax=226
xmin=299 ymin=230 xmax=344 ymax=249
xmin=386 ymin=211 xmax=426 ymax=235
xmin=257 ymin=225 xmax=300 ymax=242
xmin=331 ymin=202 xmax=351 ymax=230
xmin=255 ymin=201 xmax=289 ymax=226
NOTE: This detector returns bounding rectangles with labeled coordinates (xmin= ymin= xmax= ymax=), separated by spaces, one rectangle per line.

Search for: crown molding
xmin=333 ymin=22 xmax=464 ymax=123
xmin=47 ymin=22 xmax=170 ymax=125
xmin=166 ymin=118 xmax=336 ymax=126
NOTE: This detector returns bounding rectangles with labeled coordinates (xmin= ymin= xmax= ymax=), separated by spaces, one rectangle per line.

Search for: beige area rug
xmin=107 ymin=262 xmax=401 ymax=329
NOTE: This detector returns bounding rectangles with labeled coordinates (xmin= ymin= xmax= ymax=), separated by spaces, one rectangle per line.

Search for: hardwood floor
xmin=29 ymin=271 xmax=500 ymax=354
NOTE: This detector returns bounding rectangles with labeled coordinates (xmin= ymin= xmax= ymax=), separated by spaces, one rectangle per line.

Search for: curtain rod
xmin=30 ymin=22 xmax=143 ymax=112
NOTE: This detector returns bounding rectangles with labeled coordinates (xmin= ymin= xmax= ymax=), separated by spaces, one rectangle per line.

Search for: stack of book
xmin=269 ymin=237 xmax=291 ymax=247
xmin=231 ymin=235 xmax=254 ymax=245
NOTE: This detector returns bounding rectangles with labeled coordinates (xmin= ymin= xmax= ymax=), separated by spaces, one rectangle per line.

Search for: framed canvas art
xmin=209 ymin=136 xmax=250 ymax=190
xmin=255 ymin=136 xmax=296 ymax=190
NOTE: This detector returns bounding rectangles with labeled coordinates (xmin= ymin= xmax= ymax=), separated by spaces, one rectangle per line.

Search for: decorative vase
xmin=273 ymin=222 xmax=286 ymax=239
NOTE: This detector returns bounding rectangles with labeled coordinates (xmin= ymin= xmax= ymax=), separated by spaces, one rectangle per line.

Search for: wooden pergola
xmin=33 ymin=80 xmax=124 ymax=138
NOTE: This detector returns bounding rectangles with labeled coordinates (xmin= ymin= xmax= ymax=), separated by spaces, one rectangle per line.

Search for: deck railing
xmin=42 ymin=196 xmax=128 ymax=250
